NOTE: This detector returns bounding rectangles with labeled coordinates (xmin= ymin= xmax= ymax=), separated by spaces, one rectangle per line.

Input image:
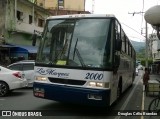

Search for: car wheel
xmin=0 ymin=82 xmax=9 ymax=97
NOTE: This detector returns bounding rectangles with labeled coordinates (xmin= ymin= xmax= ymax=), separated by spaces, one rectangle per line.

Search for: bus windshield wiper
xmin=73 ymin=38 xmax=86 ymax=67
xmin=75 ymin=48 xmax=86 ymax=67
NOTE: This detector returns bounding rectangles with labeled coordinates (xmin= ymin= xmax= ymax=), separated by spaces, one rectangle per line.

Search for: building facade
xmin=148 ymin=33 xmax=160 ymax=74
xmin=0 ymin=0 xmax=51 ymax=64
xmin=5 ymin=0 xmax=50 ymax=45
xmin=149 ymin=34 xmax=160 ymax=63
xmin=35 ymin=0 xmax=90 ymax=15
xmin=36 ymin=0 xmax=85 ymax=11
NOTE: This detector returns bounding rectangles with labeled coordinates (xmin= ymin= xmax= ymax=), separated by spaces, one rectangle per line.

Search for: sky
xmin=85 ymin=0 xmax=160 ymax=42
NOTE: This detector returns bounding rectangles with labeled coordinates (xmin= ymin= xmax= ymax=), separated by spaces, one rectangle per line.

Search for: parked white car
xmin=0 ymin=66 xmax=28 ymax=97
xmin=137 ymin=65 xmax=143 ymax=70
xmin=136 ymin=68 xmax=138 ymax=76
xmin=7 ymin=60 xmax=35 ymax=87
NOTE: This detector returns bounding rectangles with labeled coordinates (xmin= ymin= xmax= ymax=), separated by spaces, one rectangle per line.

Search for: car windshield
xmin=36 ymin=18 xmax=113 ymax=68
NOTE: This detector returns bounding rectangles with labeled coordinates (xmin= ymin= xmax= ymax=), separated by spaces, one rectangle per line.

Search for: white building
xmin=149 ymin=33 xmax=160 ymax=63
xmin=4 ymin=0 xmax=50 ymax=45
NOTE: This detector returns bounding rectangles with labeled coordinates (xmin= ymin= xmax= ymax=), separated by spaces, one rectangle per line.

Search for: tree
xmin=136 ymin=48 xmax=153 ymax=67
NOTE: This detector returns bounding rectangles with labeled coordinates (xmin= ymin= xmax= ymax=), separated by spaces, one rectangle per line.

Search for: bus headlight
xmin=36 ymin=76 xmax=47 ymax=81
xmin=88 ymin=82 xmax=110 ymax=88
xmin=88 ymin=82 xmax=103 ymax=87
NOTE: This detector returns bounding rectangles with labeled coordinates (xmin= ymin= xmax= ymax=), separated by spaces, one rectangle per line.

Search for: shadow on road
xmin=6 ymin=90 xmax=28 ymax=97
xmin=6 ymin=87 xmax=33 ymax=97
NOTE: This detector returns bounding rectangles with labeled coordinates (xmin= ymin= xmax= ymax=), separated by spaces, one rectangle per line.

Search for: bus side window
xmin=121 ymin=30 xmax=126 ymax=53
xmin=115 ymin=21 xmax=121 ymax=40
xmin=115 ymin=21 xmax=122 ymax=51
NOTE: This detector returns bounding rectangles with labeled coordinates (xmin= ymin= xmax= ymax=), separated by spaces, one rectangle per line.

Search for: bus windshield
xmin=36 ymin=18 xmax=112 ymax=68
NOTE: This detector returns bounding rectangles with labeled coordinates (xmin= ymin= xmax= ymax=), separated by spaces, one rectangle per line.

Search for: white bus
xmin=33 ymin=14 xmax=136 ymax=107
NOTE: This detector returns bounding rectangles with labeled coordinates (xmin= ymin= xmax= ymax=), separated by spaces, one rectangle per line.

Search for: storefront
xmin=10 ymin=45 xmax=38 ymax=60
xmin=0 ymin=44 xmax=38 ymax=65
xmin=0 ymin=44 xmax=16 ymax=66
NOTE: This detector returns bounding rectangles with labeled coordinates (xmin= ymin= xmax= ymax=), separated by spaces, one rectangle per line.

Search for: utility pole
xmin=128 ymin=11 xmax=148 ymax=68
xmin=92 ymin=0 xmax=95 ymax=14
xmin=145 ymin=22 xmax=148 ymax=68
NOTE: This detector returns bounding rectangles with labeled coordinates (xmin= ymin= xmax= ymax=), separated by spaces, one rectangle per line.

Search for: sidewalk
xmin=143 ymin=74 xmax=160 ymax=119
xmin=149 ymin=74 xmax=160 ymax=82
xmin=146 ymin=74 xmax=160 ymax=96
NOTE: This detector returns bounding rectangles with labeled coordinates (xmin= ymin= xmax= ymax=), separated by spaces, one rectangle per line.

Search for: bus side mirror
xmin=32 ymin=34 xmax=37 ymax=46
xmin=115 ymin=38 xmax=122 ymax=51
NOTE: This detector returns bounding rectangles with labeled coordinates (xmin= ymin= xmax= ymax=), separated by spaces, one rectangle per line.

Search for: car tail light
xmin=13 ymin=72 xmax=22 ymax=78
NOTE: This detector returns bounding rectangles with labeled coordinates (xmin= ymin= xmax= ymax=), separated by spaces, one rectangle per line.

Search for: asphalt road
xmin=0 ymin=71 xmax=159 ymax=119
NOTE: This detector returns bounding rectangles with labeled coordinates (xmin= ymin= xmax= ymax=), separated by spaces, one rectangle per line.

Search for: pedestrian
xmin=143 ymin=68 xmax=150 ymax=92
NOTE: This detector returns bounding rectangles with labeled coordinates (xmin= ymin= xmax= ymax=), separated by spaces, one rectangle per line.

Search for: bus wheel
xmin=117 ymin=79 xmax=122 ymax=98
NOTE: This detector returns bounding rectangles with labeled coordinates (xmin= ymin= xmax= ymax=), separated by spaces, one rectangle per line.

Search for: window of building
xmin=38 ymin=18 xmax=44 ymax=27
xmin=17 ymin=10 xmax=23 ymax=21
xmin=39 ymin=3 xmax=43 ymax=7
xmin=29 ymin=15 xmax=33 ymax=24
xmin=58 ymin=0 xmax=64 ymax=9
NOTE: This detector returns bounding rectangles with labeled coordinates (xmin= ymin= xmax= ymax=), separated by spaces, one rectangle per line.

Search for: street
xmin=0 ymin=1 xmax=160 ymax=119
xmin=0 ymin=70 xmax=159 ymax=119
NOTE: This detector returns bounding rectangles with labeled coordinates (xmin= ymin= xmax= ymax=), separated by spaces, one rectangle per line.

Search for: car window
xmin=23 ymin=63 xmax=34 ymax=71
xmin=8 ymin=64 xmax=23 ymax=71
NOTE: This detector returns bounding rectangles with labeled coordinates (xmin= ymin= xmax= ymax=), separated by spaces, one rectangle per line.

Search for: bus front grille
xmin=48 ymin=78 xmax=86 ymax=86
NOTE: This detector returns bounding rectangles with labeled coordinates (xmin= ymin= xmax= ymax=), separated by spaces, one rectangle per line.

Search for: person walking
xmin=143 ymin=68 xmax=150 ymax=92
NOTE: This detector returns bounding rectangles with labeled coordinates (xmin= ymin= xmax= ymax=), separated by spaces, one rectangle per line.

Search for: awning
xmin=0 ymin=44 xmax=38 ymax=53
xmin=0 ymin=44 xmax=17 ymax=48
xmin=13 ymin=45 xmax=38 ymax=53
xmin=0 ymin=44 xmax=17 ymax=50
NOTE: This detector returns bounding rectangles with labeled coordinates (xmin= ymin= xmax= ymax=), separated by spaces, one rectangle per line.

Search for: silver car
xmin=7 ymin=60 xmax=35 ymax=87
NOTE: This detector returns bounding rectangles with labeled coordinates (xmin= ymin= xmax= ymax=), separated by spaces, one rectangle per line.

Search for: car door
xmin=22 ymin=63 xmax=34 ymax=84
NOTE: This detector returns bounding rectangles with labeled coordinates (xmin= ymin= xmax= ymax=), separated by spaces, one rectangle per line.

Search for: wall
xmin=0 ymin=0 xmax=6 ymax=36
xmin=150 ymin=34 xmax=160 ymax=62
xmin=37 ymin=0 xmax=85 ymax=11
xmin=5 ymin=0 xmax=50 ymax=46
xmin=16 ymin=1 xmax=48 ymax=34
xmin=64 ymin=0 xmax=85 ymax=11
xmin=5 ymin=0 xmax=16 ymax=32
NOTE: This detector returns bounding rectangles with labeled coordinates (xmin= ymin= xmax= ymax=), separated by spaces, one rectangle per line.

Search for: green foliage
xmin=136 ymin=48 xmax=145 ymax=60
xmin=140 ymin=59 xmax=153 ymax=67
xmin=136 ymin=47 xmax=153 ymax=67
xmin=131 ymin=40 xmax=153 ymax=67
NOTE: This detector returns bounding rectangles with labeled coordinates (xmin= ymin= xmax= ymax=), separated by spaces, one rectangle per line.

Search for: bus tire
xmin=117 ymin=78 xmax=122 ymax=98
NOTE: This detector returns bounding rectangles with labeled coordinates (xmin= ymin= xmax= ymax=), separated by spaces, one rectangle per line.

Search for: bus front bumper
xmin=33 ymin=82 xmax=111 ymax=107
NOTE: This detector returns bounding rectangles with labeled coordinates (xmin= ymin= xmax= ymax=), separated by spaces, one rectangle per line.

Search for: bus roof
xmin=47 ymin=14 xmax=116 ymax=20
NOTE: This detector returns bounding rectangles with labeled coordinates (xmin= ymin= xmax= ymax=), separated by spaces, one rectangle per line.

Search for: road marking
xmin=141 ymin=87 xmax=144 ymax=119
xmin=114 ymin=78 xmax=140 ymax=119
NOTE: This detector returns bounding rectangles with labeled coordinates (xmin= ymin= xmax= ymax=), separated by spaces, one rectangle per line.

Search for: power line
xmin=121 ymin=23 xmax=145 ymax=38
xmin=128 ymin=11 xmax=144 ymax=16
xmin=127 ymin=36 xmax=145 ymax=41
